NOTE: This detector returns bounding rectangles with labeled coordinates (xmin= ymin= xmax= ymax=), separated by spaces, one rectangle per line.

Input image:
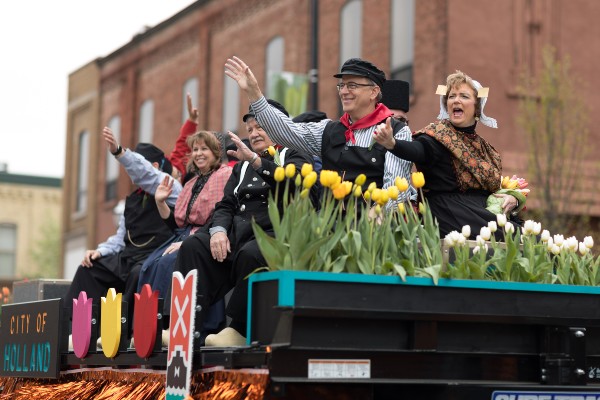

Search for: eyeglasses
xmin=336 ymin=82 xmax=375 ymax=91
xmin=393 ymin=116 xmax=409 ymax=125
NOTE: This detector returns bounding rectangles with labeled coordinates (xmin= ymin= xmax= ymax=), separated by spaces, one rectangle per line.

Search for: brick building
xmin=62 ymin=0 xmax=600 ymax=277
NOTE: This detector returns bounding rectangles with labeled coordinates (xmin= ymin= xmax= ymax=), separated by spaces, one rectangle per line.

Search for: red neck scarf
xmin=339 ymin=103 xmax=393 ymax=144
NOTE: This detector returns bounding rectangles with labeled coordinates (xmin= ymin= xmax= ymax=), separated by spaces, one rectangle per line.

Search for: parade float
xmin=1 ymin=170 xmax=599 ymax=399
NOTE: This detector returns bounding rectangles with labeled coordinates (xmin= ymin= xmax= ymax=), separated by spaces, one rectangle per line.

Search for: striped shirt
xmin=250 ymin=96 xmax=416 ymax=204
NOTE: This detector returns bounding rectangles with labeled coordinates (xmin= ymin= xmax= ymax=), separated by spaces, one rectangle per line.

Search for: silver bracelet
xmin=249 ymin=153 xmax=258 ymax=164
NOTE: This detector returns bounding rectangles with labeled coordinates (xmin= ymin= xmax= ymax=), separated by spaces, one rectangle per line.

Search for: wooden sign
xmin=166 ymin=270 xmax=197 ymax=400
xmin=0 ymin=298 xmax=63 ymax=379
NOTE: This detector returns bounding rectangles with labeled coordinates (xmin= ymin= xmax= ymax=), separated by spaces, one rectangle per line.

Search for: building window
xmin=265 ymin=36 xmax=285 ymax=94
xmin=340 ymin=0 xmax=362 ymax=65
xmin=390 ymin=0 xmax=415 ymax=87
xmin=76 ymin=130 xmax=90 ymax=214
xmin=182 ymin=78 xmax=199 ymax=123
xmin=222 ymin=77 xmax=240 ymax=133
xmin=105 ymin=115 xmax=121 ymax=201
xmin=0 ymin=224 xmax=16 ymax=277
xmin=139 ymin=99 xmax=154 ymax=143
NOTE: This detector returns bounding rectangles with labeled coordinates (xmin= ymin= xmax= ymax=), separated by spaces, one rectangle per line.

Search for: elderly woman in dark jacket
xmin=174 ymin=100 xmax=316 ymax=347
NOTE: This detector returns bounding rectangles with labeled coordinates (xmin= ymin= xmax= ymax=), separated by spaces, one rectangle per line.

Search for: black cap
xmin=292 ymin=110 xmax=328 ymax=123
xmin=334 ymin=58 xmax=386 ymax=88
xmin=381 ymin=79 xmax=410 ymax=112
xmin=134 ymin=143 xmax=172 ymax=175
xmin=243 ymin=98 xmax=289 ymax=122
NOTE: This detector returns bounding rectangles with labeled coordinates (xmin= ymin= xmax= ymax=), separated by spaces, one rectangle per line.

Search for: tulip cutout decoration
xmin=100 ymin=288 xmax=122 ymax=358
xmin=72 ymin=291 xmax=93 ymax=359
xmin=133 ymin=284 xmax=159 ymax=358
xmin=166 ymin=270 xmax=197 ymax=400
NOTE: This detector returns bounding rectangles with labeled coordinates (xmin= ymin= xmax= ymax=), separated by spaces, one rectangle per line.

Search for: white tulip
xmin=480 ymin=226 xmax=492 ymax=241
xmin=476 ymin=235 xmax=485 ymax=246
xmin=496 ymin=213 xmax=507 ymax=227
xmin=584 ymin=236 xmax=594 ymax=249
xmin=579 ymin=242 xmax=590 ymax=256
xmin=533 ymin=222 xmax=542 ymax=235
xmin=444 ymin=233 xmax=456 ymax=247
xmin=540 ymin=230 xmax=551 ymax=242
xmin=461 ymin=225 xmax=471 ymax=238
xmin=523 ymin=220 xmax=535 ymax=235
xmin=505 ymin=222 xmax=515 ymax=234
xmin=566 ymin=236 xmax=579 ymax=252
xmin=473 ymin=245 xmax=480 ymax=255
xmin=551 ymin=244 xmax=561 ymax=255
xmin=553 ymin=234 xmax=564 ymax=247
xmin=488 ymin=221 xmax=497 ymax=233
xmin=546 ymin=237 xmax=554 ymax=251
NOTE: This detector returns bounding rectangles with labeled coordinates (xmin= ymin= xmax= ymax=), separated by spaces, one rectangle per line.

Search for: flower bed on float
xmin=252 ymin=164 xmax=598 ymax=286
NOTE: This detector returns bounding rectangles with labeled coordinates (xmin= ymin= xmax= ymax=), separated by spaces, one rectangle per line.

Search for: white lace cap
xmin=436 ymin=79 xmax=498 ymax=129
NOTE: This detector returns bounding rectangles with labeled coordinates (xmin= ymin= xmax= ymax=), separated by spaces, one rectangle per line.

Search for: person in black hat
xmin=381 ymin=79 xmax=410 ymax=125
xmin=173 ymin=101 xmax=318 ymax=347
xmin=63 ymin=126 xmax=183 ymax=346
xmin=224 ymin=56 xmax=415 ymax=209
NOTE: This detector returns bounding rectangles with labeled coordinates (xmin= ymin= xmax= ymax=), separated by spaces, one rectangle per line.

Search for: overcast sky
xmin=0 ymin=0 xmax=196 ymax=177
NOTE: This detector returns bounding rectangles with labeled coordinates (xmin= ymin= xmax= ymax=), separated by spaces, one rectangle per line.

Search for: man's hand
xmin=102 ymin=127 xmax=120 ymax=154
xmin=373 ymin=117 xmax=396 ymax=150
xmin=82 ymin=250 xmax=101 ymax=268
xmin=210 ymin=232 xmax=231 ymax=262
xmin=227 ymin=131 xmax=256 ymax=163
xmin=224 ymin=56 xmax=263 ymax=102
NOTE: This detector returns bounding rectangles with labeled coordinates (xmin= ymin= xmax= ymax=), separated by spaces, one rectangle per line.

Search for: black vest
xmin=120 ymin=190 xmax=173 ymax=263
xmin=321 ymin=118 xmax=405 ymax=187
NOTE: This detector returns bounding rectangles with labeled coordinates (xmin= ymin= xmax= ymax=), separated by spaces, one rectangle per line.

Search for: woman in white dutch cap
xmin=373 ymin=70 xmax=520 ymax=239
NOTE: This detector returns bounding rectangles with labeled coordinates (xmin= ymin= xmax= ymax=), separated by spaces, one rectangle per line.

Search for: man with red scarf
xmin=224 ymin=56 xmax=415 ymax=205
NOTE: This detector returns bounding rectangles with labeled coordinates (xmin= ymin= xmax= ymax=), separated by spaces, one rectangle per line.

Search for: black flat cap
xmin=334 ymin=58 xmax=386 ymax=88
xmin=135 ymin=143 xmax=172 ymax=175
xmin=243 ymin=98 xmax=289 ymax=122
xmin=292 ymin=110 xmax=328 ymax=123
xmin=381 ymin=79 xmax=410 ymax=112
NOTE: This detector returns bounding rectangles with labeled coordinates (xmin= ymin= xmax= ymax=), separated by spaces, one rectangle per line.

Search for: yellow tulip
xmin=354 ymin=174 xmax=367 ymax=186
xmin=397 ymin=203 xmax=406 ymax=214
xmin=303 ymin=171 xmax=317 ymax=189
xmin=300 ymin=188 xmax=309 ymax=199
xmin=353 ymin=185 xmax=362 ymax=197
xmin=285 ymin=163 xmax=296 ymax=179
xmin=267 ymin=146 xmax=276 ymax=156
xmin=371 ymin=188 xmax=382 ymax=203
xmin=320 ymin=170 xmax=332 ymax=187
xmin=501 ymin=175 xmax=510 ymax=188
xmin=387 ymin=186 xmax=399 ymax=200
xmin=419 ymin=202 xmax=426 ymax=214
xmin=342 ymin=181 xmax=353 ymax=196
xmin=295 ymin=174 xmax=302 ymax=187
xmin=377 ymin=190 xmax=389 ymax=206
xmin=333 ymin=184 xmax=347 ymax=200
xmin=274 ymin=166 xmax=285 ymax=182
xmin=395 ymin=177 xmax=409 ymax=192
xmin=375 ymin=204 xmax=382 ymax=215
xmin=367 ymin=182 xmax=377 ymax=193
xmin=363 ymin=191 xmax=371 ymax=201
xmin=301 ymin=163 xmax=313 ymax=177
xmin=412 ymin=172 xmax=425 ymax=189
